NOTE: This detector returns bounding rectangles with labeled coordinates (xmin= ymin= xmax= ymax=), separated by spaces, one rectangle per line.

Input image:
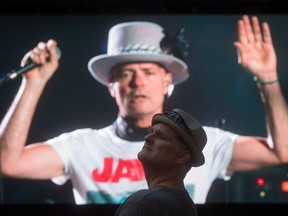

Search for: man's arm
xmin=229 ymin=15 xmax=288 ymax=172
xmin=0 ymin=39 xmax=64 ymax=179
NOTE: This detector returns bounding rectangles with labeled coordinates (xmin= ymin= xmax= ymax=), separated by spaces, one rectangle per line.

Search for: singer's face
xmin=108 ymin=62 xmax=172 ymax=120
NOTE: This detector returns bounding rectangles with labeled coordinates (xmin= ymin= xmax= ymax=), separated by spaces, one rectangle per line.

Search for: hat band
xmin=113 ymin=43 xmax=163 ymax=55
xmin=163 ymin=110 xmax=192 ymax=136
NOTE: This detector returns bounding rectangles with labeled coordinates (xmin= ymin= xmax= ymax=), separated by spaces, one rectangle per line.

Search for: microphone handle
xmin=1 ymin=47 xmax=62 ymax=84
xmin=5 ymin=62 xmax=39 ymax=82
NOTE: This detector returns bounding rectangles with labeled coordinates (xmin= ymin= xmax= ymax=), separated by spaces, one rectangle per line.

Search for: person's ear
xmin=165 ymin=81 xmax=170 ymax=87
xmin=164 ymin=73 xmax=172 ymax=89
xmin=163 ymin=73 xmax=173 ymax=97
xmin=107 ymin=82 xmax=116 ymax=98
xmin=175 ymin=151 xmax=191 ymax=164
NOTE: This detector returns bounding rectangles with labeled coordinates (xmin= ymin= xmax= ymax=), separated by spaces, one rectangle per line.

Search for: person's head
xmin=138 ymin=109 xmax=207 ymax=175
xmin=87 ymin=22 xmax=189 ymax=120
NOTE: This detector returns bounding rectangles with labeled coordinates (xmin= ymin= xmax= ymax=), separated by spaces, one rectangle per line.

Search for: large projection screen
xmin=1 ymin=11 xmax=288 ymax=205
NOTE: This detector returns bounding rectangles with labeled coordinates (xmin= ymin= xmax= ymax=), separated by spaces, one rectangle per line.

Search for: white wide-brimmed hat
xmin=152 ymin=109 xmax=207 ymax=167
xmin=88 ymin=21 xmax=189 ymax=86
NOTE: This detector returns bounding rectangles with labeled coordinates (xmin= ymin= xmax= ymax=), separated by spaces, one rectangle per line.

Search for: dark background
xmin=1 ymin=0 xmax=288 ymax=215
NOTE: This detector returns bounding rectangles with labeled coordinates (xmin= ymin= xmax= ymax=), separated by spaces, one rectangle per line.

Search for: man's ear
xmin=175 ymin=151 xmax=191 ymax=165
xmin=165 ymin=81 xmax=171 ymax=88
xmin=165 ymin=72 xmax=173 ymax=86
xmin=107 ymin=82 xmax=116 ymax=98
xmin=164 ymin=73 xmax=173 ymax=97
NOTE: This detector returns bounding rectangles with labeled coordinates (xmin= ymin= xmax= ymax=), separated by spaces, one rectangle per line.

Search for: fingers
xmin=32 ymin=42 xmax=49 ymax=64
xmin=237 ymin=18 xmax=247 ymax=44
xmin=243 ymin=15 xmax=255 ymax=43
xmin=262 ymin=22 xmax=272 ymax=44
xmin=251 ymin=16 xmax=262 ymax=42
xmin=238 ymin=15 xmax=266 ymax=44
xmin=47 ymin=39 xmax=59 ymax=62
xmin=20 ymin=39 xmax=58 ymax=67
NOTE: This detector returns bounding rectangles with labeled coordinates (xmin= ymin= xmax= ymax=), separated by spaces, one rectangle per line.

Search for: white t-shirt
xmin=47 ymin=125 xmax=238 ymax=204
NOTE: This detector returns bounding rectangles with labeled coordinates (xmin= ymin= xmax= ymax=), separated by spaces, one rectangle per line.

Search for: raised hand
xmin=234 ymin=15 xmax=278 ymax=83
xmin=20 ymin=39 xmax=59 ymax=84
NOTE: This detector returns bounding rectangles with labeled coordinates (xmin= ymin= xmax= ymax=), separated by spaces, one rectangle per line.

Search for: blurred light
xmin=281 ymin=181 xmax=288 ymax=192
xmin=257 ymin=177 xmax=265 ymax=186
xmin=259 ymin=191 xmax=266 ymax=197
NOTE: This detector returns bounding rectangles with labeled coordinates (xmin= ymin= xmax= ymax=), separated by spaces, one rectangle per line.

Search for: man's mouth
xmin=142 ymin=145 xmax=152 ymax=151
xmin=130 ymin=93 xmax=147 ymax=101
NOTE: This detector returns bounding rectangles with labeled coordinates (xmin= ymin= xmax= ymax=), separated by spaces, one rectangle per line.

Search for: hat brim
xmin=152 ymin=113 xmax=205 ymax=167
xmin=88 ymin=53 xmax=189 ymax=86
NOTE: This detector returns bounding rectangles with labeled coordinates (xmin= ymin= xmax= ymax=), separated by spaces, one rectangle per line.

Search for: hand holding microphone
xmin=0 ymin=40 xmax=61 ymax=86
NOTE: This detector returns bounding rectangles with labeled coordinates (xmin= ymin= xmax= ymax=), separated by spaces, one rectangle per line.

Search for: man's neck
xmin=113 ymin=115 xmax=150 ymax=141
xmin=145 ymin=169 xmax=186 ymax=190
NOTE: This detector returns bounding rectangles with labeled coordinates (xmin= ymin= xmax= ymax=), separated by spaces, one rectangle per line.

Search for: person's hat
xmin=88 ymin=21 xmax=189 ymax=86
xmin=152 ymin=108 xmax=207 ymax=167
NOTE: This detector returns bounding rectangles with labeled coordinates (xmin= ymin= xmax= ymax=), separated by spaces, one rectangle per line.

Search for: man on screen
xmin=1 ymin=15 xmax=288 ymax=204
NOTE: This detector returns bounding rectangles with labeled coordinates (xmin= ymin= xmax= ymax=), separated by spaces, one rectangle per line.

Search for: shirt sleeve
xmin=45 ymin=129 xmax=89 ymax=185
xmin=203 ymin=126 xmax=239 ymax=180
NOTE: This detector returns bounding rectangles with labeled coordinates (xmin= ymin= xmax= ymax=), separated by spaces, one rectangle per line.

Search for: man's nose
xmin=144 ymin=132 xmax=153 ymax=142
xmin=130 ymin=72 xmax=146 ymax=87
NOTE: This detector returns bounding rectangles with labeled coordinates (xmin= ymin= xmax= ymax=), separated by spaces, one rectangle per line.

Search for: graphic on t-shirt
xmin=92 ymin=157 xmax=145 ymax=182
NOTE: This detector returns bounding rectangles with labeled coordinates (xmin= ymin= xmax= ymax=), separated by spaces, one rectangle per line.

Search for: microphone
xmin=0 ymin=47 xmax=62 ymax=85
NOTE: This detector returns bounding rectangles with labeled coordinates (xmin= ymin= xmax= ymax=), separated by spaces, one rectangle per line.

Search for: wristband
xmin=253 ymin=76 xmax=279 ymax=85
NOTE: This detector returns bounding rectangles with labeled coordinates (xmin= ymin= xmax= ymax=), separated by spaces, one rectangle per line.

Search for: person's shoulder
xmin=202 ymin=126 xmax=239 ymax=147
xmin=71 ymin=124 xmax=114 ymax=136
xmin=203 ymin=126 xmax=238 ymax=137
xmin=142 ymin=186 xmax=186 ymax=201
xmin=124 ymin=189 xmax=151 ymax=203
xmin=202 ymin=126 xmax=220 ymax=136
